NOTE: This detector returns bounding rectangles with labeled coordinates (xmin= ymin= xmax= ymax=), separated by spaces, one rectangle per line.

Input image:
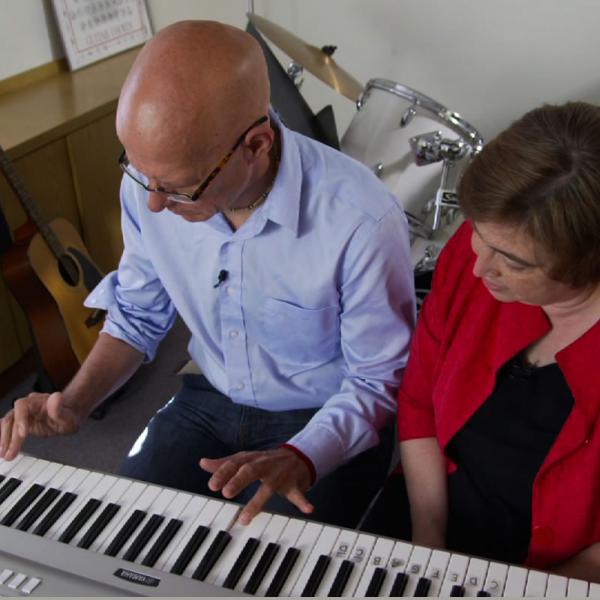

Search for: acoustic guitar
xmin=0 ymin=145 xmax=105 ymax=389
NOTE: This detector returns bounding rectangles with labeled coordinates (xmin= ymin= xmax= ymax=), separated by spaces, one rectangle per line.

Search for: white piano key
xmin=403 ymin=544 xmax=432 ymax=597
xmin=14 ymin=464 xmax=77 ymax=530
xmin=181 ymin=501 xmax=239 ymax=578
xmin=69 ymin=474 xmax=124 ymax=546
xmin=132 ymin=490 xmax=194 ymax=565
xmin=107 ymin=484 xmax=164 ymax=558
xmin=525 ymin=569 xmax=549 ymax=597
xmin=211 ymin=510 xmax=272 ymax=586
xmin=92 ymin=481 xmax=148 ymax=552
xmin=234 ymin=513 xmax=288 ymax=593
xmin=464 ymin=557 xmax=490 ymax=596
xmin=45 ymin=469 xmax=99 ymax=538
xmin=276 ymin=521 xmax=324 ymax=596
xmin=439 ymin=552 xmax=470 ymax=596
xmin=481 ymin=561 xmax=508 ymax=597
xmin=588 ymin=582 xmax=600 ymax=598
xmin=256 ymin=517 xmax=312 ymax=596
xmin=235 ymin=515 xmax=289 ymax=592
xmin=546 ymin=573 xmax=568 ymax=597
xmin=118 ymin=487 xmax=179 ymax=560
xmin=0 ymin=454 xmax=25 ymax=476
xmin=315 ymin=528 xmax=358 ymax=596
xmin=47 ymin=465 xmax=76 ymax=489
xmin=424 ymin=549 xmax=452 ymax=597
xmin=341 ymin=532 xmax=377 ymax=597
xmin=504 ymin=565 xmax=528 ymax=597
xmin=353 ymin=536 xmax=395 ymax=597
xmin=290 ymin=524 xmax=340 ymax=597
xmin=154 ymin=495 xmax=209 ymax=571
xmin=0 ymin=458 xmax=51 ymax=518
xmin=378 ymin=540 xmax=414 ymax=597
xmin=161 ymin=498 xmax=224 ymax=573
xmin=48 ymin=472 xmax=111 ymax=540
xmin=567 ymin=578 xmax=589 ymax=597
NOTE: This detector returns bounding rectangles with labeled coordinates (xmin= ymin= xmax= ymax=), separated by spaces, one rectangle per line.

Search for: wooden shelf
xmin=0 ymin=48 xmax=139 ymax=158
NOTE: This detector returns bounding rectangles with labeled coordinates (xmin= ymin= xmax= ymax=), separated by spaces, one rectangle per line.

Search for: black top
xmin=445 ymin=352 xmax=574 ymax=564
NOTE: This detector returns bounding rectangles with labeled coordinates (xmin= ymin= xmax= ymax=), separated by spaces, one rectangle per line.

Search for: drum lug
xmin=400 ymin=105 xmax=417 ymax=127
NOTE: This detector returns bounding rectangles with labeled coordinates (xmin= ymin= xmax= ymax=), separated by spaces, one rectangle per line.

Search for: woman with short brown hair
xmin=363 ymin=102 xmax=600 ymax=586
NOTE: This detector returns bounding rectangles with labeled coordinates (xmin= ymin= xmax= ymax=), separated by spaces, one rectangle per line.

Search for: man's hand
xmin=199 ymin=447 xmax=314 ymax=525
xmin=0 ymin=392 xmax=83 ymax=460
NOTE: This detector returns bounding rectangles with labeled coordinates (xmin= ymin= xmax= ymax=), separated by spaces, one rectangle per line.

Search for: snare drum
xmin=341 ymin=79 xmax=483 ymax=296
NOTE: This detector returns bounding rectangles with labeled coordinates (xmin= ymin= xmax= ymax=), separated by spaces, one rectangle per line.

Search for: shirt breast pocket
xmin=260 ymin=297 xmax=340 ymax=376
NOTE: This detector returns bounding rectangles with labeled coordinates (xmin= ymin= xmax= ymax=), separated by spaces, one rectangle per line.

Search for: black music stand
xmin=246 ymin=20 xmax=340 ymax=150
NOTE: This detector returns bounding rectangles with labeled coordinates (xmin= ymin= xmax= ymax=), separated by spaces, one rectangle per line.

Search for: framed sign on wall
xmin=52 ymin=0 xmax=153 ymax=70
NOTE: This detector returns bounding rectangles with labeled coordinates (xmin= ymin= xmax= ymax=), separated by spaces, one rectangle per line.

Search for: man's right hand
xmin=0 ymin=392 xmax=83 ymax=460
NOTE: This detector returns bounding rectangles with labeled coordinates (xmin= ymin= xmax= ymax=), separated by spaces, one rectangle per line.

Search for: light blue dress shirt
xmin=86 ymin=113 xmax=416 ymax=479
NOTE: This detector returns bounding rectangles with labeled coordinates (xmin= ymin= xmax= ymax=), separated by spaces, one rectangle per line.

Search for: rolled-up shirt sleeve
xmin=84 ymin=179 xmax=176 ymax=362
xmin=286 ymin=206 xmax=416 ymax=479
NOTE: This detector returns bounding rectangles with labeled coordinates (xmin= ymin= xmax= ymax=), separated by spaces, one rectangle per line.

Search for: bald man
xmin=0 ymin=21 xmax=415 ymax=528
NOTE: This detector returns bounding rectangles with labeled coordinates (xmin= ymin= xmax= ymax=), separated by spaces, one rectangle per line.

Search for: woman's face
xmin=470 ymin=221 xmax=581 ymax=307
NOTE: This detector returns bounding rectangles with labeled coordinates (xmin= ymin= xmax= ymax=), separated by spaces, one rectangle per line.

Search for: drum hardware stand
xmin=410 ymin=131 xmax=469 ymax=231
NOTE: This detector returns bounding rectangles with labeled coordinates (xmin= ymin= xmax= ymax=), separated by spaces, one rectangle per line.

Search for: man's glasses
xmin=118 ymin=115 xmax=269 ymax=204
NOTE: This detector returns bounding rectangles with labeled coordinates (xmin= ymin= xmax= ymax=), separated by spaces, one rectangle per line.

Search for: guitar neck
xmin=0 ymin=145 xmax=65 ymax=259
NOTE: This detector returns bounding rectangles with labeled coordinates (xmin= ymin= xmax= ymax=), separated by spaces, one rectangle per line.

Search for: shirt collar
xmin=260 ymin=109 xmax=302 ymax=235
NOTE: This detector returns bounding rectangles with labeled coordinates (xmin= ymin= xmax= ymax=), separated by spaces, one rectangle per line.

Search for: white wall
xmin=1 ymin=0 xmax=599 ymax=141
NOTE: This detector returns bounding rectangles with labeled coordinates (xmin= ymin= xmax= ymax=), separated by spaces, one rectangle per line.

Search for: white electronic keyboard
xmin=0 ymin=455 xmax=599 ymax=597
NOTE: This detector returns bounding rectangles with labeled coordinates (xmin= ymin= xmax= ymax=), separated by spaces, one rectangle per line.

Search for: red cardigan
xmin=397 ymin=221 xmax=600 ymax=569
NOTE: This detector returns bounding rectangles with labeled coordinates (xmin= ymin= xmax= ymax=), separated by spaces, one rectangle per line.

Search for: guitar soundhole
xmin=58 ymin=254 xmax=80 ymax=287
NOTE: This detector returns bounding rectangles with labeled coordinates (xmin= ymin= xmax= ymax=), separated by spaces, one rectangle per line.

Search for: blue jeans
xmin=119 ymin=374 xmax=393 ymax=528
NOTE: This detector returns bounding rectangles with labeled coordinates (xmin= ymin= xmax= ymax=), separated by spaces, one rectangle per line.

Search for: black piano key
xmin=191 ymin=530 xmax=232 ymax=581
xmin=0 ymin=478 xmax=21 ymax=506
xmin=58 ymin=498 xmax=102 ymax=543
xmin=328 ymin=559 xmax=354 ymax=596
xmin=0 ymin=475 xmax=4 ymax=484
xmin=77 ymin=502 xmax=121 ymax=549
xmin=414 ymin=576 xmax=432 ymax=597
xmin=301 ymin=554 xmax=331 ymax=597
xmin=245 ymin=541 xmax=281 ymax=595
xmin=123 ymin=513 xmax=165 ymax=562
xmin=476 ymin=591 xmax=491 ymax=597
xmin=141 ymin=518 xmax=183 ymax=567
xmin=170 ymin=524 xmax=210 ymax=575
xmin=389 ymin=571 xmax=409 ymax=596
xmin=33 ymin=492 xmax=77 ymax=536
xmin=365 ymin=566 xmax=387 ymax=597
xmin=265 ymin=546 xmax=298 ymax=597
xmin=1 ymin=483 xmax=45 ymax=526
xmin=104 ymin=509 xmax=147 ymax=557
xmin=16 ymin=487 xmax=61 ymax=531
xmin=450 ymin=583 xmax=466 ymax=596
xmin=223 ymin=537 xmax=260 ymax=589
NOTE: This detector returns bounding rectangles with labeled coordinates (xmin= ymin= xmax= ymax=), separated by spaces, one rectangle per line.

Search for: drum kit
xmin=247 ymin=13 xmax=484 ymax=308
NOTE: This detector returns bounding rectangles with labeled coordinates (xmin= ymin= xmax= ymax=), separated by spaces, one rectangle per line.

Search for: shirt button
xmin=229 ymin=329 xmax=239 ymax=339
xmin=227 ymin=286 xmax=235 ymax=296
xmin=235 ymin=382 xmax=245 ymax=391
xmin=531 ymin=525 xmax=555 ymax=546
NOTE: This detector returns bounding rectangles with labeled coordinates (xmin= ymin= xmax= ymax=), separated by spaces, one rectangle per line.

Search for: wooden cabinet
xmin=0 ymin=49 xmax=138 ymax=375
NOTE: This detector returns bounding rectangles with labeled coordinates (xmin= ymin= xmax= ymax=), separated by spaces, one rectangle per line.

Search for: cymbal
xmin=247 ymin=13 xmax=363 ymax=102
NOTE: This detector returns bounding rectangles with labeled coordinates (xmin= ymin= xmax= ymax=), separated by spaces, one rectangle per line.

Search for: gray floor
xmin=0 ymin=319 xmax=191 ymax=474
